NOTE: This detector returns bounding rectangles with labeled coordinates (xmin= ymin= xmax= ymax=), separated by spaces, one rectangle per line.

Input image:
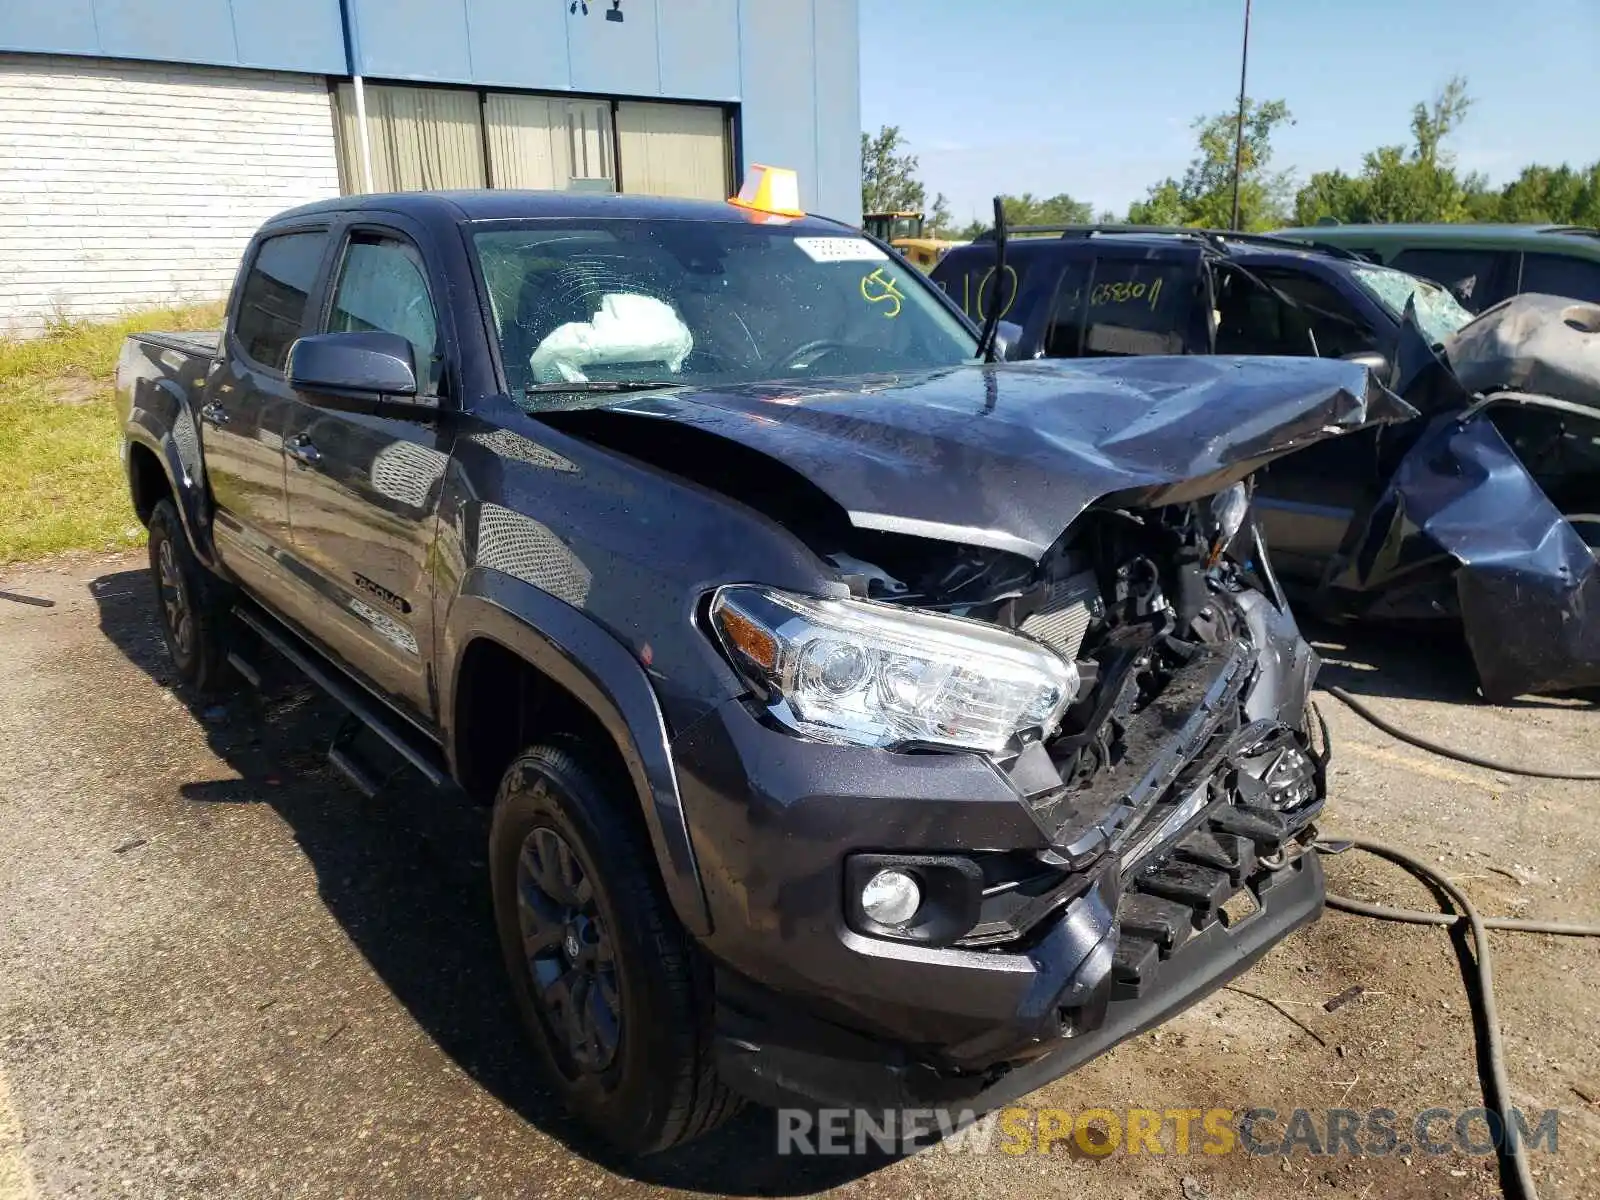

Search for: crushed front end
xmin=676 ymin=485 xmax=1328 ymax=1112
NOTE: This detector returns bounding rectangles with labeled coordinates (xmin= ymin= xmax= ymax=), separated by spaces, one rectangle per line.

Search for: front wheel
xmin=146 ymin=498 xmax=234 ymax=694
xmin=488 ymin=744 xmax=739 ymax=1154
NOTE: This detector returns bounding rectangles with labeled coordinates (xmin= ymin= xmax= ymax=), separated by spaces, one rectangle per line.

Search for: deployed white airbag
xmin=528 ymin=293 xmax=694 ymax=383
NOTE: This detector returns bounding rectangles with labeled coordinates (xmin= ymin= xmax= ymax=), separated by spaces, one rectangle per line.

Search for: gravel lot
xmin=2 ymin=551 xmax=1597 ymax=1200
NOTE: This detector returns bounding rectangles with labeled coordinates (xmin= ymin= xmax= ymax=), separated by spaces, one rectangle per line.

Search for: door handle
xmin=286 ymin=434 xmax=322 ymax=467
xmin=199 ymin=401 xmax=229 ymax=427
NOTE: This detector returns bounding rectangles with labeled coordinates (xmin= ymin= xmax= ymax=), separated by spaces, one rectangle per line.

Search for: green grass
xmin=0 ymin=303 xmax=225 ymax=565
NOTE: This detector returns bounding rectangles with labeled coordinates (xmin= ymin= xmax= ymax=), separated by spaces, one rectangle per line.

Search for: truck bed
xmin=115 ymin=330 xmax=221 ymax=448
xmin=134 ymin=329 xmax=221 ymax=357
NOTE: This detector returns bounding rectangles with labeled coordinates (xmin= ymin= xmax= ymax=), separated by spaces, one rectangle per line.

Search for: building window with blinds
xmin=335 ymin=82 xmax=730 ymax=201
xmin=334 ymin=83 xmax=485 ymax=192
xmin=482 ymin=96 xmax=617 ymax=191
xmin=616 ymin=101 xmax=731 ymax=201
xmin=566 ymin=100 xmax=616 ymax=189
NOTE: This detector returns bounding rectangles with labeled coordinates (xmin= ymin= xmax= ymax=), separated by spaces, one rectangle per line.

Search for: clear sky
xmin=859 ymin=0 xmax=1600 ymax=223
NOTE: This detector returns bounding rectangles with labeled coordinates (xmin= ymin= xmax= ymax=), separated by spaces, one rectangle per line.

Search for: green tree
xmin=1126 ymin=179 xmax=1189 ymax=227
xmin=1292 ymin=168 xmax=1366 ymax=227
xmin=1291 ymin=77 xmax=1483 ymax=225
xmin=1004 ymin=192 xmax=1094 ymax=227
xmin=1411 ymin=76 xmax=1472 ymax=167
xmin=861 ymin=125 xmax=927 ymax=214
xmin=1497 ymin=163 xmax=1594 ymax=223
xmin=927 ymin=192 xmax=954 ymax=236
xmin=1126 ymin=98 xmax=1295 ymax=230
xmin=951 ymin=192 xmax=1095 ymax=240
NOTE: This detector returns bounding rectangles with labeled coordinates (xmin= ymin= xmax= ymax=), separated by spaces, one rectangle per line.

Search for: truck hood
xmin=594 ymin=356 xmax=1414 ymax=561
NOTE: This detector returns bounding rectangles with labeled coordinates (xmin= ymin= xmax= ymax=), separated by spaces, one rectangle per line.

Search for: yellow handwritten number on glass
xmin=1090 ymin=276 xmax=1163 ymax=311
xmin=860 ymin=267 xmax=905 ymax=318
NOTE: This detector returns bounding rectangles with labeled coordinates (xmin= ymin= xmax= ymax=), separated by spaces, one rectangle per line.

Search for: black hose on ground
xmin=1325 ymin=891 xmax=1600 ymax=935
xmin=1324 ymin=684 xmax=1600 ymax=780
xmin=1316 ymin=836 xmax=1600 ymax=1200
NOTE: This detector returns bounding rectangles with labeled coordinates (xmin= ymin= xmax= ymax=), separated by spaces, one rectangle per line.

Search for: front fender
xmin=440 ymin=566 xmax=711 ymax=936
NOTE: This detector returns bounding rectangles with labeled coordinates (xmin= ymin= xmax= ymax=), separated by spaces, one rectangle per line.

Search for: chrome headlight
xmin=709 ymin=586 xmax=1079 ymax=755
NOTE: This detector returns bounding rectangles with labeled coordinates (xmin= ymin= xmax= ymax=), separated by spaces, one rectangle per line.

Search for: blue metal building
xmin=0 ymin=0 xmax=861 ymax=333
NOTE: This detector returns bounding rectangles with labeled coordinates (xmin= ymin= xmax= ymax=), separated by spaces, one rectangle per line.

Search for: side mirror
xmin=1340 ymin=349 xmax=1391 ymax=381
xmin=286 ymin=332 xmax=435 ymax=414
xmin=991 ymin=319 xmax=1026 ymax=362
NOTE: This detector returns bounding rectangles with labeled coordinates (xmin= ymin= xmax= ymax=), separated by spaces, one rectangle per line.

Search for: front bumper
xmin=672 ymin=637 xmax=1326 ymax=1109
xmin=714 ymin=848 xmax=1323 ymax=1111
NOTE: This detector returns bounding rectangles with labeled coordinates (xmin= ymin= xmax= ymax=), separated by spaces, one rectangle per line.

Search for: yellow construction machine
xmin=862 ymin=211 xmax=965 ymax=271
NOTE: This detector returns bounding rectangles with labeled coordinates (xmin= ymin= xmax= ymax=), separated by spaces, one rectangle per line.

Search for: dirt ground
xmin=2 ymin=550 xmax=1597 ymax=1200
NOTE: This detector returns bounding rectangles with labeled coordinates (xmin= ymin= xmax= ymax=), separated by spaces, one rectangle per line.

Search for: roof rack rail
xmin=970 ymin=223 xmax=1363 ymax=261
xmin=1543 ymin=225 xmax=1600 ymax=239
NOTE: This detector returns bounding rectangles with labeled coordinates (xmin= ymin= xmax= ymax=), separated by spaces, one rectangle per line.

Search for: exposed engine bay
xmin=822 ymin=488 xmax=1327 ymax=950
xmin=545 ymin=405 xmax=1328 ymax=892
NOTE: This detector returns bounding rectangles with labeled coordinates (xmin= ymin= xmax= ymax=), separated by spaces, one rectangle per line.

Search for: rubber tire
xmin=489 ymin=744 xmax=739 ymax=1155
xmin=146 ymin=498 xmax=234 ymax=695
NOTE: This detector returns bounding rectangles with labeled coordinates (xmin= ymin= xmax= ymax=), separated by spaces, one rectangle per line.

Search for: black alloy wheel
xmin=488 ymin=743 xmax=739 ymax=1153
xmin=516 ymin=825 xmax=622 ymax=1076
xmin=145 ymin=498 xmax=233 ymax=694
xmin=155 ymin=533 xmax=195 ymax=662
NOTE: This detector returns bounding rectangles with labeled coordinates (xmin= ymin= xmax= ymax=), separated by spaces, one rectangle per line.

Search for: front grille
xmin=1112 ymin=808 xmax=1315 ymax=1000
xmin=1029 ymin=641 xmax=1253 ymax=865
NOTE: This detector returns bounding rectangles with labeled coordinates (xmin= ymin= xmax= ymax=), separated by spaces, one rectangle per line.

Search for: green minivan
xmin=1272 ymin=222 xmax=1600 ymax=312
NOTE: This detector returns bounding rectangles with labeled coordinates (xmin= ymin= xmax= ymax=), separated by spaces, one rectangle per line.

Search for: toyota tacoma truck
xmin=115 ymin=190 xmax=1408 ymax=1153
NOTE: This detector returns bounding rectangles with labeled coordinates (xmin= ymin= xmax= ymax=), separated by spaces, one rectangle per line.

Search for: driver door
xmin=279 ymin=220 xmax=456 ymax=722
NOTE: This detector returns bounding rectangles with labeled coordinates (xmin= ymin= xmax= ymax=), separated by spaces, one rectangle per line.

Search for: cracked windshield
xmin=475 ymin=223 xmax=977 ymax=396
xmin=1351 ymin=265 xmax=1475 ymax=344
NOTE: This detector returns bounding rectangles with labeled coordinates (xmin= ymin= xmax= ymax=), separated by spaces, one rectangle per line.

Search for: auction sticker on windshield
xmin=794 ymin=237 xmax=888 ymax=264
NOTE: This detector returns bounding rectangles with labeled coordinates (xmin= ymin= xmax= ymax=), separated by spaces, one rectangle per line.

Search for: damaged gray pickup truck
xmin=114 ymin=191 xmax=1409 ymax=1152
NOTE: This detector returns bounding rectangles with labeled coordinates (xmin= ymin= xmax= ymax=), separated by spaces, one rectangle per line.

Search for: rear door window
xmin=233 ymin=231 xmax=328 ymax=372
xmin=1248 ymin=266 xmax=1380 ymax=357
xmin=1212 ymin=264 xmax=1316 ymax=356
xmin=1389 ymin=248 xmax=1505 ymax=312
xmin=1518 ymin=253 xmax=1600 ymax=303
xmin=1046 ymin=257 xmax=1195 ymax=357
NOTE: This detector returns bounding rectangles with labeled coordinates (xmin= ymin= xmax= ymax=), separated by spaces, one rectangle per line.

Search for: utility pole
xmin=1229 ymin=0 xmax=1253 ymax=231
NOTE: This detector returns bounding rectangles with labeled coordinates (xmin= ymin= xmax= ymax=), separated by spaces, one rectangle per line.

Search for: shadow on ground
xmin=89 ymin=566 xmax=893 ymax=1196
xmin=1301 ymin=614 xmax=1598 ymax=710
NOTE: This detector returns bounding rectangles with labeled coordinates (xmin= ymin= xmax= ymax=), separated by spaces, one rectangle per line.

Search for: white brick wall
xmin=0 ymin=54 xmax=341 ymax=336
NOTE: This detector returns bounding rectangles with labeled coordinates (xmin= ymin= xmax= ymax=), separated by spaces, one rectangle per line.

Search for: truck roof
xmin=941 ymin=229 xmax=1359 ymax=269
xmin=1276 ymin=222 xmax=1600 ymax=248
xmin=268 ymin=189 xmax=857 ymax=231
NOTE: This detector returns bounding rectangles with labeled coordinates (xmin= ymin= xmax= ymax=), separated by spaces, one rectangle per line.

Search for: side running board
xmin=232 ymin=604 xmax=450 ymax=790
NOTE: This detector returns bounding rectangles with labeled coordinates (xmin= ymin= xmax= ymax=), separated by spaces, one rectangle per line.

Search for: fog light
xmin=1263 ymin=745 xmax=1317 ymax=811
xmin=861 ymin=868 xmax=921 ymax=926
xmin=1238 ymin=740 xmax=1319 ymax=813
